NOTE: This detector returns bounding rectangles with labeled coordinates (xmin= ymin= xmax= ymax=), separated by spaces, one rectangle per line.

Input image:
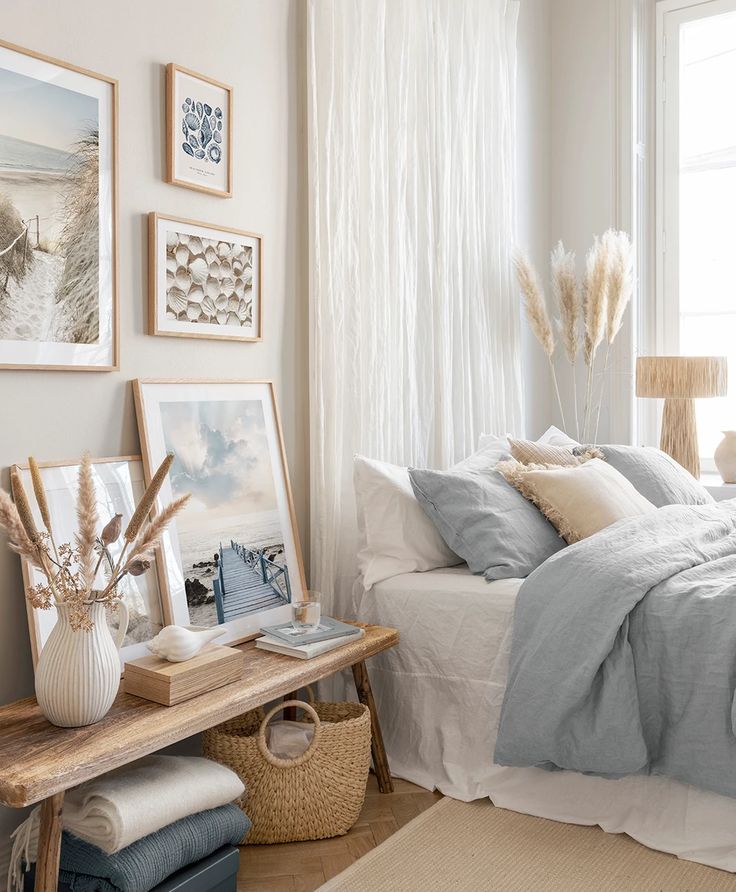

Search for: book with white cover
xmin=255 ymin=627 xmax=366 ymax=659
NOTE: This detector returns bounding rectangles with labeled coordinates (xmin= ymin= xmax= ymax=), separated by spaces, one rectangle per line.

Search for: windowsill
xmin=700 ymin=473 xmax=736 ymax=501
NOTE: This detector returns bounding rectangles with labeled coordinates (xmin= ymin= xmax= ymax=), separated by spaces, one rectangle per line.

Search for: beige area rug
xmin=318 ymin=797 xmax=736 ymax=891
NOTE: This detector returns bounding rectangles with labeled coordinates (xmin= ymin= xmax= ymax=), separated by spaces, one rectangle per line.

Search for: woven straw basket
xmin=203 ymin=697 xmax=372 ymax=844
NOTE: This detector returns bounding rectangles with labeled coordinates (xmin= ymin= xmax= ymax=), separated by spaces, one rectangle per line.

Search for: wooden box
xmin=123 ymin=645 xmax=244 ymax=706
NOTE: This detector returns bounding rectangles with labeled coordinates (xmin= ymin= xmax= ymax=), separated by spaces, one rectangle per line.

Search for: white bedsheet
xmin=358 ymin=565 xmax=736 ymax=872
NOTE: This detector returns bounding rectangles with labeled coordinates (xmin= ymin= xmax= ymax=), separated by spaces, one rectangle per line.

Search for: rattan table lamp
xmin=636 ymin=356 xmax=728 ymax=478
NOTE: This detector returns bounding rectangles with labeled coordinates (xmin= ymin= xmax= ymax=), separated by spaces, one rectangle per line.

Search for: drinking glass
xmin=290 ymin=593 xmax=321 ymax=634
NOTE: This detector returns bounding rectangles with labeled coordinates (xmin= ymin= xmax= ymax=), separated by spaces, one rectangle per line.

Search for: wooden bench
xmin=0 ymin=624 xmax=399 ymax=892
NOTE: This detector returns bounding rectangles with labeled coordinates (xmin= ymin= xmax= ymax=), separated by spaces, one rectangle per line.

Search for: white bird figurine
xmin=147 ymin=625 xmax=226 ymax=662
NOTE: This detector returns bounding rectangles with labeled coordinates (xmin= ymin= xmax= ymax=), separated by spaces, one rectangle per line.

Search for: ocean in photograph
xmin=177 ymin=509 xmax=285 ymax=627
xmin=0 ymin=65 xmax=100 ymax=346
xmin=161 ymin=398 xmax=292 ymax=628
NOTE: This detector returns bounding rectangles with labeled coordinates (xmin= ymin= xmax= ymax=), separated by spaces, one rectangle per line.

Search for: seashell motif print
xmin=188 ymin=284 xmax=204 ymax=305
xmin=188 ymin=256 xmax=208 ymax=285
xmin=167 ymin=288 xmax=188 ymax=315
xmin=164 ymin=229 xmax=255 ymax=331
xmin=202 ymin=296 xmax=216 ymax=318
xmin=180 ymin=99 xmax=224 ymax=165
xmin=175 ymin=266 xmax=192 ymax=291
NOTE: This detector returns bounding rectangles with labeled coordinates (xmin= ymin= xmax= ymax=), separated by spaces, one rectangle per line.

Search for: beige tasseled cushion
xmin=497 ymin=457 xmax=656 ymax=544
xmin=508 ymin=438 xmax=602 ymax=467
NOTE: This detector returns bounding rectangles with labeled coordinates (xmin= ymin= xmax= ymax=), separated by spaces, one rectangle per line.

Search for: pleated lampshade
xmin=635 ymin=355 xmax=728 ymax=478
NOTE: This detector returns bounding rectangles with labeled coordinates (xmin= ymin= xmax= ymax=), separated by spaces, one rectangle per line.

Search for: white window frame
xmin=655 ymin=0 xmax=736 ymax=468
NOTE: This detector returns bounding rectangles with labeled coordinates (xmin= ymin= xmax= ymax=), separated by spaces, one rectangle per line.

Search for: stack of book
xmin=256 ymin=617 xmax=364 ymax=659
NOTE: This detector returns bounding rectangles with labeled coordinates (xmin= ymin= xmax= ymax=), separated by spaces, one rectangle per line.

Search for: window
xmin=657 ymin=0 xmax=736 ymax=467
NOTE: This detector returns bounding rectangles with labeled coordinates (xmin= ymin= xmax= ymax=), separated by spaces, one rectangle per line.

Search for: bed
xmin=356 ymin=563 xmax=736 ymax=873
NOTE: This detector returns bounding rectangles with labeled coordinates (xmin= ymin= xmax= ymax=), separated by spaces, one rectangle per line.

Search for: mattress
xmin=358 ymin=565 xmax=736 ymax=872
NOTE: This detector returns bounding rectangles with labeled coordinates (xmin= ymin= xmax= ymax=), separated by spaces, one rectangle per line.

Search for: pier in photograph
xmin=213 ymin=541 xmax=291 ymax=622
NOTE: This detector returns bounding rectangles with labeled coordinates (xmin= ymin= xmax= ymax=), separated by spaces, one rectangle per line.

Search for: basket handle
xmin=257 ymin=700 xmax=322 ymax=768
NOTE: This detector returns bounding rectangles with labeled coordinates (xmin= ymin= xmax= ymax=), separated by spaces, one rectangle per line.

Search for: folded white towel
xmin=62 ymin=755 xmax=244 ymax=854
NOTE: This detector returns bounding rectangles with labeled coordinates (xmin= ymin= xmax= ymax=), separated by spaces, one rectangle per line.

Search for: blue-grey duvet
xmin=494 ymin=500 xmax=736 ymax=799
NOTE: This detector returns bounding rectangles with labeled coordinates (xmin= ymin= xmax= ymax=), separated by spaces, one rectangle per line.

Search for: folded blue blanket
xmin=55 ymin=804 xmax=250 ymax=892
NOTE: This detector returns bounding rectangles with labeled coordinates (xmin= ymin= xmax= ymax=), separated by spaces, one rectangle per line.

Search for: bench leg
xmin=352 ymin=660 xmax=394 ymax=793
xmin=36 ymin=791 xmax=64 ymax=892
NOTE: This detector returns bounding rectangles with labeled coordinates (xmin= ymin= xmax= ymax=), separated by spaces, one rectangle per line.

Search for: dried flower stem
xmin=75 ymin=453 xmax=99 ymax=589
xmin=28 ymin=457 xmax=60 ymax=564
xmin=551 ymin=242 xmax=580 ymax=439
xmin=513 ymin=250 xmax=567 ymax=431
xmin=124 ymin=454 xmax=174 ymax=543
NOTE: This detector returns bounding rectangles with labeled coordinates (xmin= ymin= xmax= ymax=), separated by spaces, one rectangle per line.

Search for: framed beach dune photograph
xmin=0 ymin=39 xmax=118 ymax=370
xmin=133 ymin=379 xmax=305 ymax=645
xmin=148 ymin=212 xmax=261 ymax=342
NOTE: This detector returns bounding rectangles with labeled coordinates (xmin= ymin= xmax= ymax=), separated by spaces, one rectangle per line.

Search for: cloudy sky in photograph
xmin=161 ymin=398 xmax=278 ymax=530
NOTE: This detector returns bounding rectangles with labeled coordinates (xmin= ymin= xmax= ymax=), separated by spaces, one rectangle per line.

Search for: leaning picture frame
xmin=133 ymin=379 xmax=305 ymax=645
xmin=166 ymin=63 xmax=233 ymax=198
xmin=0 ymin=39 xmax=118 ymax=371
xmin=12 ymin=456 xmax=167 ymax=670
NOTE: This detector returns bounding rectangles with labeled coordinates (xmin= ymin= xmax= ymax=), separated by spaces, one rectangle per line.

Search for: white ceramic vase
xmin=714 ymin=431 xmax=736 ymax=484
xmin=35 ymin=601 xmax=129 ymax=728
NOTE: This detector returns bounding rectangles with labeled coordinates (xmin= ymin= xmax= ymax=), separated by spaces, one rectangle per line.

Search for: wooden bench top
xmin=0 ymin=624 xmax=399 ymax=809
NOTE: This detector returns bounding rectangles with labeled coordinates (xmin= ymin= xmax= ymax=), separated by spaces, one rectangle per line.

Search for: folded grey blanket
xmin=55 ymin=804 xmax=249 ymax=892
xmin=494 ymin=501 xmax=736 ymax=799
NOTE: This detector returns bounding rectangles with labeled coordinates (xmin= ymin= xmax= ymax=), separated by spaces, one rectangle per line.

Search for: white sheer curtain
xmin=307 ymin=0 xmax=522 ymax=614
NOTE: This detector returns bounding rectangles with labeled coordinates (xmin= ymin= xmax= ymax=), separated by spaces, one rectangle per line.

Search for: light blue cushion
xmin=593 ymin=445 xmax=714 ymax=508
xmin=408 ymin=464 xmax=564 ymax=581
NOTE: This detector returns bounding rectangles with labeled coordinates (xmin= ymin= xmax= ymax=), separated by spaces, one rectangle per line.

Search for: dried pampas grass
xmin=551 ymin=242 xmax=579 ymax=364
xmin=76 ymin=453 xmax=99 ymax=588
xmin=512 ymin=229 xmax=633 ymax=443
xmin=513 ymin=251 xmax=554 ymax=357
xmin=513 ymin=250 xmax=567 ymax=430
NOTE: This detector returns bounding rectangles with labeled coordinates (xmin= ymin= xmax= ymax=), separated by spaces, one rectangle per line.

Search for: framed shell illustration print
xmin=166 ymin=64 xmax=232 ymax=198
xmin=148 ymin=213 xmax=261 ymax=341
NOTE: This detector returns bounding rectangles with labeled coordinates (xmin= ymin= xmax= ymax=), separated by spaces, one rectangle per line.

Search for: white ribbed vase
xmin=35 ymin=602 xmax=127 ymax=728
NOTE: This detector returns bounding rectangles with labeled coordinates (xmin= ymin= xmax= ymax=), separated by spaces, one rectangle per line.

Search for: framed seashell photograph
xmin=165 ymin=63 xmax=232 ymax=198
xmin=148 ymin=212 xmax=262 ymax=342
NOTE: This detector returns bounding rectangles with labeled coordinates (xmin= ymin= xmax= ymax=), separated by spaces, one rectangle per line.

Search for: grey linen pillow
xmin=580 ymin=445 xmax=714 ymax=508
xmin=408 ymin=464 xmax=564 ymax=581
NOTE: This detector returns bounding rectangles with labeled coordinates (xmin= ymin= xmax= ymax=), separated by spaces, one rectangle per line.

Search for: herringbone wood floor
xmin=237 ymin=776 xmax=442 ymax=891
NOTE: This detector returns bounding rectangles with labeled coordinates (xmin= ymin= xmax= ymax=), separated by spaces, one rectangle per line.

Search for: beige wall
xmin=0 ymin=0 xmax=307 ymax=859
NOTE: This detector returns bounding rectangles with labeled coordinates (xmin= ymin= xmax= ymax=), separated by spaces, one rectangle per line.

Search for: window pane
xmin=679 ymin=313 xmax=736 ymax=460
xmin=677 ymin=12 xmax=736 ymax=461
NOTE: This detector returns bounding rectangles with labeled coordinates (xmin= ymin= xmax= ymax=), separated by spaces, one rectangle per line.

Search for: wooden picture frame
xmin=133 ymin=379 xmax=306 ymax=646
xmin=148 ymin=212 xmax=262 ymax=342
xmin=0 ymin=39 xmax=118 ymax=371
xmin=166 ymin=63 xmax=233 ymax=198
xmin=12 ymin=456 xmax=168 ymax=670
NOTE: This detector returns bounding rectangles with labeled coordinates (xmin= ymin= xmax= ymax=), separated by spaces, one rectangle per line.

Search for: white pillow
xmin=354 ymin=456 xmax=462 ymax=588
